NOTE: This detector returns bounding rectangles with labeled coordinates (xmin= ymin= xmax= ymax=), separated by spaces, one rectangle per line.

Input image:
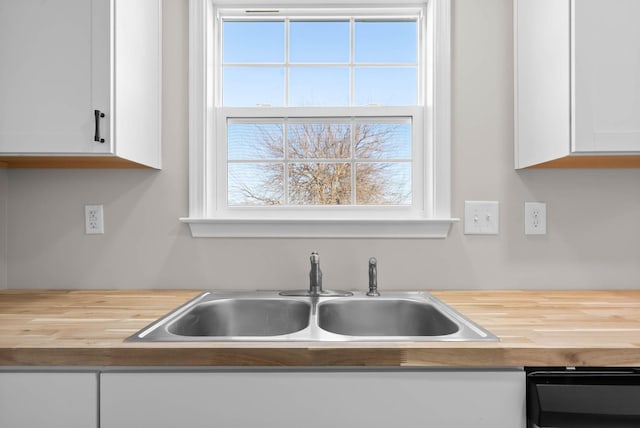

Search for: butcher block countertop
xmin=1 ymin=290 xmax=640 ymax=367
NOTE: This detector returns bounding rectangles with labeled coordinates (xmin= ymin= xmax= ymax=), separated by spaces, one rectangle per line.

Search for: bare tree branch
xmin=236 ymin=122 xmax=410 ymax=206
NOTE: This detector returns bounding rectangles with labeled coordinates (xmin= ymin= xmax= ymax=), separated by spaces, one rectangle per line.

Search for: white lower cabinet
xmin=0 ymin=372 xmax=98 ymax=428
xmin=100 ymin=369 xmax=526 ymax=428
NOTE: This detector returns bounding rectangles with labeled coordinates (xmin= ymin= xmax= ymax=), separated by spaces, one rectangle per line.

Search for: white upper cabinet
xmin=0 ymin=0 xmax=161 ymax=168
xmin=515 ymin=0 xmax=640 ymax=168
xmin=573 ymin=0 xmax=640 ymax=153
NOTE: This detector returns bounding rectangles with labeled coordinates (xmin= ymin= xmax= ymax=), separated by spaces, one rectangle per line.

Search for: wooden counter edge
xmin=3 ymin=347 xmax=640 ymax=368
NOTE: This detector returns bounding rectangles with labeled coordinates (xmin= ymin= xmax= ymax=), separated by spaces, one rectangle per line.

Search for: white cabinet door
xmin=515 ymin=0 xmax=640 ymax=168
xmin=101 ymin=370 xmax=525 ymax=428
xmin=514 ymin=0 xmax=571 ymax=168
xmin=573 ymin=0 xmax=640 ymax=152
xmin=0 ymin=0 xmax=110 ymax=154
xmin=0 ymin=0 xmax=161 ymax=168
xmin=0 ymin=372 xmax=98 ymax=428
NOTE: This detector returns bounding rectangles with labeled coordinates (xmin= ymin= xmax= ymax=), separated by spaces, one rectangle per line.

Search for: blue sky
xmin=222 ymin=19 xmax=418 ymax=107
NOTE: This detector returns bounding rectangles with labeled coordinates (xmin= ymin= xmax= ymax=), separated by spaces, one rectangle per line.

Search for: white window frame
xmin=182 ymin=0 xmax=456 ymax=238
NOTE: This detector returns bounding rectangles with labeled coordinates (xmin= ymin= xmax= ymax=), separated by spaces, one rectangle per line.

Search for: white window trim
xmin=181 ymin=0 xmax=457 ymax=238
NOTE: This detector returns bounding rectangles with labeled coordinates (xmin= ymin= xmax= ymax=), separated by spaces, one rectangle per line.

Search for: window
xmin=184 ymin=0 xmax=454 ymax=238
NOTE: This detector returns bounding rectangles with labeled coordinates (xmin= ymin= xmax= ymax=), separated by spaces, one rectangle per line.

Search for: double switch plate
xmin=464 ymin=201 xmax=499 ymax=235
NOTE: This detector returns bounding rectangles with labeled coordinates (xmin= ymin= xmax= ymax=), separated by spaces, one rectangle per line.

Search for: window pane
xmin=289 ymin=163 xmax=352 ymax=205
xmin=223 ymin=21 xmax=284 ymax=63
xmin=228 ymin=163 xmax=284 ymax=206
xmin=289 ymin=21 xmax=350 ymax=63
xmin=228 ymin=123 xmax=283 ymax=160
xmin=356 ymin=162 xmax=411 ymax=205
xmin=287 ymin=123 xmax=351 ymax=159
xmin=354 ymin=121 xmax=411 ymax=159
xmin=223 ymin=67 xmax=284 ymax=106
xmin=354 ymin=68 xmax=417 ymax=106
xmin=354 ymin=21 xmax=417 ymax=63
xmin=225 ymin=118 xmax=414 ymax=207
xmin=289 ymin=67 xmax=349 ymax=106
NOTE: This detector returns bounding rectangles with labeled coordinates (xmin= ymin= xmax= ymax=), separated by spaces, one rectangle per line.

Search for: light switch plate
xmin=464 ymin=201 xmax=499 ymax=235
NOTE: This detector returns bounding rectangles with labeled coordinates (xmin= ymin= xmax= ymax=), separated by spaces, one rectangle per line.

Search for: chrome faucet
xmin=279 ymin=251 xmax=352 ymax=297
xmin=367 ymin=257 xmax=380 ymax=296
xmin=309 ymin=251 xmax=323 ymax=296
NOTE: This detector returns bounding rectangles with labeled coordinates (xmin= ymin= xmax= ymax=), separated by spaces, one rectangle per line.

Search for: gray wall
xmin=5 ymin=0 xmax=640 ymax=290
xmin=0 ymin=167 xmax=6 ymax=289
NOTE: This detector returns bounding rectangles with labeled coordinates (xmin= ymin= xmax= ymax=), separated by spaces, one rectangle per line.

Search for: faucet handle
xmin=367 ymin=257 xmax=380 ymax=296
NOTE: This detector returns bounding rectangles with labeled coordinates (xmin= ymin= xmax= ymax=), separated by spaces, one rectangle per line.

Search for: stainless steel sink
xmin=127 ymin=291 xmax=497 ymax=342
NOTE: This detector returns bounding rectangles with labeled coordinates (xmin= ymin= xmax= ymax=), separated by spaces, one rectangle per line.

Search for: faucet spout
xmin=309 ymin=251 xmax=323 ymax=296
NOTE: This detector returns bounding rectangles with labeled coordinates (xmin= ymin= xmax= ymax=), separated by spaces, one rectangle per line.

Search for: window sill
xmin=179 ymin=217 xmax=459 ymax=238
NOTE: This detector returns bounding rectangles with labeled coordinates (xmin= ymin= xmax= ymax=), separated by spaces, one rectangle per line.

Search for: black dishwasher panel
xmin=527 ymin=368 xmax=640 ymax=428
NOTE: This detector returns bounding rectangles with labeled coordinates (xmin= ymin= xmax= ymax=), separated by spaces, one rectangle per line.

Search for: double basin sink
xmin=128 ymin=291 xmax=497 ymax=342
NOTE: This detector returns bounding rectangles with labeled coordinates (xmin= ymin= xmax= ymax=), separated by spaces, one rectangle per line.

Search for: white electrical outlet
xmin=464 ymin=201 xmax=499 ymax=235
xmin=85 ymin=205 xmax=104 ymax=234
xmin=525 ymin=202 xmax=546 ymax=235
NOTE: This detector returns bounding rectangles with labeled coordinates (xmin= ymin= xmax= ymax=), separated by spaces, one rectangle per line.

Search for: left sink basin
xmin=127 ymin=292 xmax=311 ymax=341
xmin=169 ymin=299 xmax=311 ymax=337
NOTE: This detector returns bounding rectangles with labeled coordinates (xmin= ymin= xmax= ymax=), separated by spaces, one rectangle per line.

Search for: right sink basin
xmin=317 ymin=298 xmax=459 ymax=337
